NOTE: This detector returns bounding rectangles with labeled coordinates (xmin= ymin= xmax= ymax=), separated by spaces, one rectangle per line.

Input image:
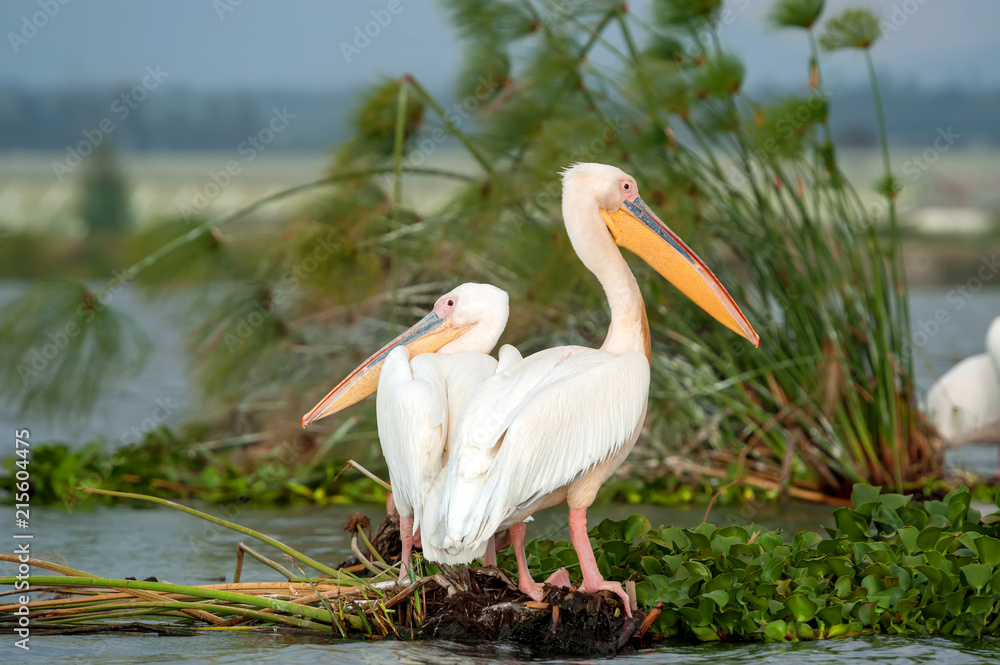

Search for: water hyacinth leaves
xmin=524 ymin=487 xmax=1000 ymax=642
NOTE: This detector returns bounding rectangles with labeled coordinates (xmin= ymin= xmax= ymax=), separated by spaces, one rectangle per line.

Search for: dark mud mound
xmin=507 ymin=587 xmax=643 ymax=657
xmin=419 ymin=568 xmax=645 ymax=657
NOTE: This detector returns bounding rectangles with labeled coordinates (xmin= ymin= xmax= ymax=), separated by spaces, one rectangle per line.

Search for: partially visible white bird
xmin=301 ymin=283 xmax=510 ymax=579
xmin=926 ymin=316 xmax=1000 ymax=469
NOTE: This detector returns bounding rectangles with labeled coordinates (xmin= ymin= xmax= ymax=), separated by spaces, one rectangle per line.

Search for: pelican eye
xmin=447 ymin=299 xmax=455 ymax=306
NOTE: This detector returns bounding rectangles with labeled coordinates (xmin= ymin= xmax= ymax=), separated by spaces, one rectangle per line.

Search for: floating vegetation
xmin=2 ymin=486 xmax=998 ymax=652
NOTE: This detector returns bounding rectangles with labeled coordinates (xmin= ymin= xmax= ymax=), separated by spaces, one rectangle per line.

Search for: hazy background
xmin=1 ymin=0 xmax=999 ymax=444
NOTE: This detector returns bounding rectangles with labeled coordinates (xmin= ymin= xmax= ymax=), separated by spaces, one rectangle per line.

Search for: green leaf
xmin=833 ymin=507 xmax=869 ymax=541
xmin=916 ymin=526 xmax=944 ymax=551
xmin=763 ymin=619 xmax=788 ymax=642
xmin=704 ymin=589 xmax=729 ymax=609
xmin=712 ymin=535 xmax=743 ymax=556
xmin=683 ymin=529 xmax=712 ymax=551
xmin=785 ymin=594 xmax=818 ymax=622
xmin=622 ymin=514 xmax=651 ymax=542
xmin=897 ymin=526 xmax=919 ymax=555
xmin=690 ymin=625 xmax=721 ymax=642
xmin=641 ymin=556 xmax=664 ymax=576
xmin=961 ymin=563 xmax=993 ymax=592
xmin=793 ymin=531 xmax=823 ymax=550
xmin=851 ymin=484 xmax=881 ymax=507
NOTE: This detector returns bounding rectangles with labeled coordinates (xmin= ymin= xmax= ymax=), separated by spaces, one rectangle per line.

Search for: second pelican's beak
xmin=601 ymin=197 xmax=759 ymax=347
xmin=301 ymin=312 xmax=473 ymax=427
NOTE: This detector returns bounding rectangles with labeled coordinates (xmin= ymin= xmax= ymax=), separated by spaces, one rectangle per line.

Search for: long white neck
xmin=562 ymin=183 xmax=646 ymax=357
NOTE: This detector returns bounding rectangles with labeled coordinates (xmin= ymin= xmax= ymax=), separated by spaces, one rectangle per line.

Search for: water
xmin=4 ymin=501 xmax=998 ymax=664
xmin=14 ymin=634 xmax=1000 ymax=664
xmin=2 ymin=283 xmax=1000 ymax=662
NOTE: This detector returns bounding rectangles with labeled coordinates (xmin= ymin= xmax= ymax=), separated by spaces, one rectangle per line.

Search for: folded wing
xmin=434 ymin=346 xmax=650 ymax=559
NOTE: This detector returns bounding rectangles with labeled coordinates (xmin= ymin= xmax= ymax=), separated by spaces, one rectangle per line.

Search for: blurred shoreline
xmin=1 ymin=147 xmax=997 ymax=285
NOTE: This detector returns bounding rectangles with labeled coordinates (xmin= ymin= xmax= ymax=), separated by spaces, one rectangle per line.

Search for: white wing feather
xmin=377 ymin=348 xmax=447 ymax=528
xmin=926 ymin=353 xmax=1000 ymax=442
xmin=376 ymin=349 xmax=498 ymax=536
xmin=434 ymin=346 xmax=649 ymax=559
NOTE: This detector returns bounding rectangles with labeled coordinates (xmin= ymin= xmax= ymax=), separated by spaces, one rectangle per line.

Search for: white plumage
xmin=378 ymin=350 xmax=499 ymax=558
xmin=926 ymin=316 xmax=1000 ymax=445
xmin=436 ymin=346 xmax=649 ymax=560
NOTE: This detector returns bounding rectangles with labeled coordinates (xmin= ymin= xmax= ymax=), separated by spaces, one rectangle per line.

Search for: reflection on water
xmin=12 ymin=622 xmax=1000 ymax=664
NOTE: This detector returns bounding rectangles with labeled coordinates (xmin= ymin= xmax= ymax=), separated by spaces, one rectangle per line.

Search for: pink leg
xmin=386 ymin=490 xmax=395 ymax=519
xmin=484 ymin=536 xmax=497 ymax=567
xmin=510 ymin=523 xmax=570 ymax=601
xmin=398 ymin=515 xmax=414 ymax=583
xmin=568 ymin=507 xmax=632 ymax=617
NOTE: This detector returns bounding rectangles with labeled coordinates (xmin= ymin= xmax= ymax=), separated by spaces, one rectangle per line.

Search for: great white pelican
xmin=429 ymin=163 xmax=759 ymax=615
xmin=301 ymin=283 xmax=511 ymax=579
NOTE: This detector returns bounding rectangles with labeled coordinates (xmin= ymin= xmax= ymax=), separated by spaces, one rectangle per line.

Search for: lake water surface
xmin=4 ymin=502 xmax=1000 ymax=664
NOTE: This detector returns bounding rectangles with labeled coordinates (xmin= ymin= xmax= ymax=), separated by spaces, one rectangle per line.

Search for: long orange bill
xmin=301 ymin=312 xmax=473 ymax=427
xmin=601 ymin=196 xmax=760 ymax=347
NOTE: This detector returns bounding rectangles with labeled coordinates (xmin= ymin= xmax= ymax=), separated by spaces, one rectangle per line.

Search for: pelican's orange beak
xmin=600 ymin=196 xmax=759 ymax=347
xmin=301 ymin=312 xmax=474 ymax=427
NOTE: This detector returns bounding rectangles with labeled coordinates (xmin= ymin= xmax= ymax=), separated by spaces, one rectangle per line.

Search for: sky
xmin=1 ymin=0 xmax=998 ymax=93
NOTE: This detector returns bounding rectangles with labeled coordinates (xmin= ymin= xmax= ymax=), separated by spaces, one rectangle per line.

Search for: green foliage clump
xmin=0 ymin=280 xmax=149 ymax=419
xmin=503 ymin=487 xmax=1000 ymax=641
xmin=0 ymin=430 xmax=388 ymax=508
xmin=768 ymin=0 xmax=826 ymax=30
xmin=819 ymin=8 xmax=882 ymax=51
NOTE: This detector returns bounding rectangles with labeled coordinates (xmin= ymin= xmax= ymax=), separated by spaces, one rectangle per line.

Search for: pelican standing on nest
xmin=301 ymin=283 xmax=510 ymax=579
xmin=926 ymin=315 xmax=1000 ymax=473
xmin=431 ymin=163 xmax=759 ymax=614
